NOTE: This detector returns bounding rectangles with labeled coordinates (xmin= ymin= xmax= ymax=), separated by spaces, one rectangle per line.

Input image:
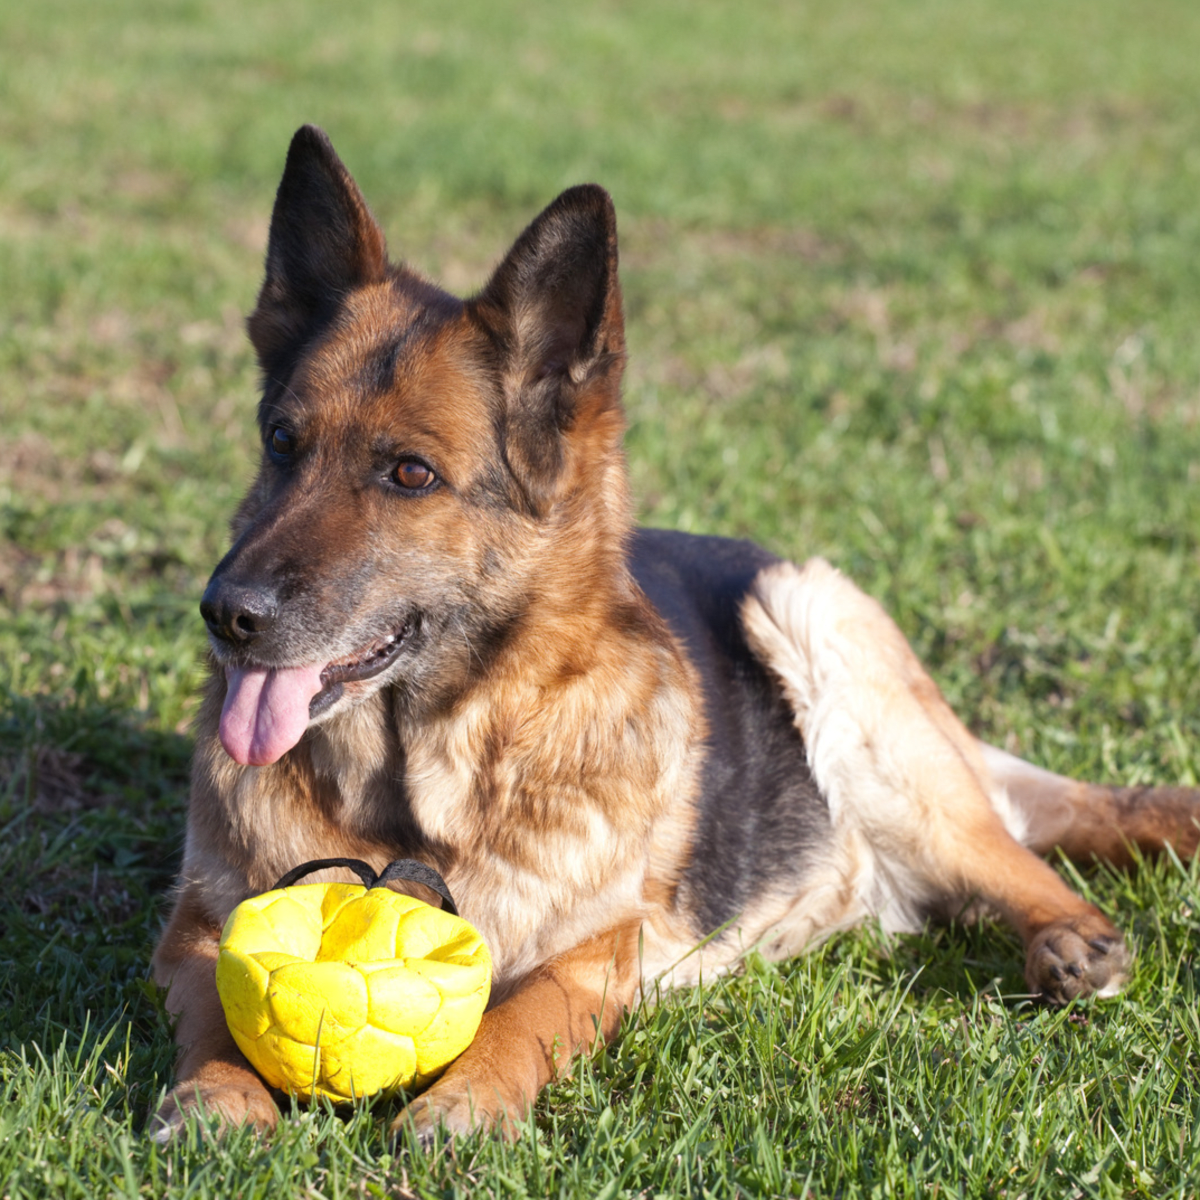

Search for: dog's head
xmin=202 ymin=126 xmax=630 ymax=766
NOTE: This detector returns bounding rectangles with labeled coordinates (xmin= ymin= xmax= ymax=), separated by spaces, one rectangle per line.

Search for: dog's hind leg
xmin=977 ymin=744 xmax=1200 ymax=868
xmin=742 ymin=558 xmax=1132 ymax=1003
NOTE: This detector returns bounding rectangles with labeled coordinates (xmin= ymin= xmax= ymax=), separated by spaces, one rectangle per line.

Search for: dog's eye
xmin=393 ymin=459 xmax=437 ymax=491
xmin=268 ymin=426 xmax=295 ymax=461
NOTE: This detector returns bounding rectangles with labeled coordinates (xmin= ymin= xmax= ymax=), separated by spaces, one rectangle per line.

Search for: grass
xmin=3 ymin=0 xmax=1200 ymax=1194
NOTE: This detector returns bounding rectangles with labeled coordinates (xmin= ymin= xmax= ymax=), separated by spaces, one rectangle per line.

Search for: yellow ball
xmin=216 ymin=880 xmax=491 ymax=1102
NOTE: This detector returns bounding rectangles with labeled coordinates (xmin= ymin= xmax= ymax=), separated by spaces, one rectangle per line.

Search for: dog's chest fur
xmin=188 ymin=531 xmax=853 ymax=991
xmin=190 ymin=521 xmax=988 ymax=1005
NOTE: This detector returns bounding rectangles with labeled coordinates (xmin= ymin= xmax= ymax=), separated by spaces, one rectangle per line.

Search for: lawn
xmin=3 ymin=0 xmax=1200 ymax=1195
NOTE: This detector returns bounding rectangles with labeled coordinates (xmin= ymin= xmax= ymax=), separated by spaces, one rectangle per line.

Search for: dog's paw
xmin=150 ymin=1080 xmax=279 ymax=1144
xmin=1025 ymin=915 xmax=1131 ymax=1004
xmin=391 ymin=1085 xmax=487 ymax=1147
xmin=391 ymin=1080 xmax=519 ymax=1146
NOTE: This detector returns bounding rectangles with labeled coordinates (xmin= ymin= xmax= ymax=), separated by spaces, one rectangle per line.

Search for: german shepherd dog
xmin=153 ymin=125 xmax=1200 ymax=1140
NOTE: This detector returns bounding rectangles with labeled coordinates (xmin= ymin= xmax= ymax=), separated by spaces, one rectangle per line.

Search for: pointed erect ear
xmin=468 ymin=184 xmax=625 ymax=513
xmin=248 ymin=125 xmax=389 ymax=380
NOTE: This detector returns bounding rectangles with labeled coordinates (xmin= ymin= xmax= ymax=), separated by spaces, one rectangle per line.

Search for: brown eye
xmin=394 ymin=459 xmax=436 ymax=490
xmin=268 ymin=426 xmax=294 ymax=460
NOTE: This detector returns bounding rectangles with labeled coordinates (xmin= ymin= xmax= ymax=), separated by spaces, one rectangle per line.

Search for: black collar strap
xmin=269 ymin=857 xmax=459 ymax=917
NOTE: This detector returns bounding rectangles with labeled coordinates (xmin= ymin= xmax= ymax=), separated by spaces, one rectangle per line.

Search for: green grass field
xmin=4 ymin=0 xmax=1200 ymax=1195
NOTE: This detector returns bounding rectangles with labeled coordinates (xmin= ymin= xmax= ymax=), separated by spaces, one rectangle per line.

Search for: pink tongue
xmin=219 ymin=662 xmax=327 ymax=766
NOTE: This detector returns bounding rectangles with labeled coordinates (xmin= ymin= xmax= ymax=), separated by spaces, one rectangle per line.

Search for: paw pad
xmin=1026 ymin=919 xmax=1131 ymax=1004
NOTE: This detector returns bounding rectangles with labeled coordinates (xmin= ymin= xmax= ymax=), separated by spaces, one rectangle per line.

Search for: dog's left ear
xmin=468 ymin=184 xmax=625 ymax=514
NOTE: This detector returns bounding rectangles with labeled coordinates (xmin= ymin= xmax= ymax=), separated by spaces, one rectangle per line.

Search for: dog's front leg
xmin=150 ymin=891 xmax=279 ymax=1140
xmin=394 ymin=924 xmax=639 ymax=1142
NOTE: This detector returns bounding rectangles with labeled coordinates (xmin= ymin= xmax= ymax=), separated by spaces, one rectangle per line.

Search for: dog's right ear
xmin=248 ymin=126 xmax=389 ymax=383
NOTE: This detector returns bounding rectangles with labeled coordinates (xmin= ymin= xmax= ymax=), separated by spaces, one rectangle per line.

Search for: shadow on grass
xmin=881 ymin=924 xmax=1031 ymax=1004
xmin=806 ymin=918 xmax=1032 ymax=1007
xmin=0 ymin=689 xmax=190 ymax=1066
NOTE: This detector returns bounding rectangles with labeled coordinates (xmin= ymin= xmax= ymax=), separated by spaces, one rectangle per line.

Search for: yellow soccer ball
xmin=215 ymin=859 xmax=491 ymax=1103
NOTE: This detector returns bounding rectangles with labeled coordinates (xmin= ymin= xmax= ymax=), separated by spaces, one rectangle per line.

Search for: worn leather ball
xmin=216 ymin=881 xmax=491 ymax=1102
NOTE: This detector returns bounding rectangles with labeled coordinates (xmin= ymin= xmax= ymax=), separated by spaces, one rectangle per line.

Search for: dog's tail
xmin=978 ymin=743 xmax=1200 ymax=868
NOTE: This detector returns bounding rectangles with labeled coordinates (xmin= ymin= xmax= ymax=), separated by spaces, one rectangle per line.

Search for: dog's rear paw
xmin=1025 ymin=915 xmax=1131 ymax=1004
xmin=150 ymin=1080 xmax=279 ymax=1143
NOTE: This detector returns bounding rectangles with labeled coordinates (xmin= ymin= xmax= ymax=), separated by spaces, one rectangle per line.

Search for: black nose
xmin=200 ymin=578 xmax=279 ymax=645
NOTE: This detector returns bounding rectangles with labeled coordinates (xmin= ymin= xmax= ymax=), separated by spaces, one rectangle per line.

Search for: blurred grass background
xmin=3 ymin=0 xmax=1200 ymax=1195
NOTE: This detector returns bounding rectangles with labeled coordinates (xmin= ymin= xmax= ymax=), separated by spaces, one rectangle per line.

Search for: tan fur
xmin=739 ymin=559 xmax=1128 ymax=998
xmin=152 ymin=131 xmax=1200 ymax=1142
xmin=981 ymin=744 xmax=1200 ymax=866
xmin=153 ymin=266 xmax=706 ymax=1135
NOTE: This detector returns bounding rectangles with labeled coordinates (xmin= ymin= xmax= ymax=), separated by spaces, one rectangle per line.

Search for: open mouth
xmin=219 ymin=617 xmax=418 ymax=766
xmin=309 ymin=618 xmax=415 ymax=718
xmin=321 ymin=620 xmax=414 ymax=688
